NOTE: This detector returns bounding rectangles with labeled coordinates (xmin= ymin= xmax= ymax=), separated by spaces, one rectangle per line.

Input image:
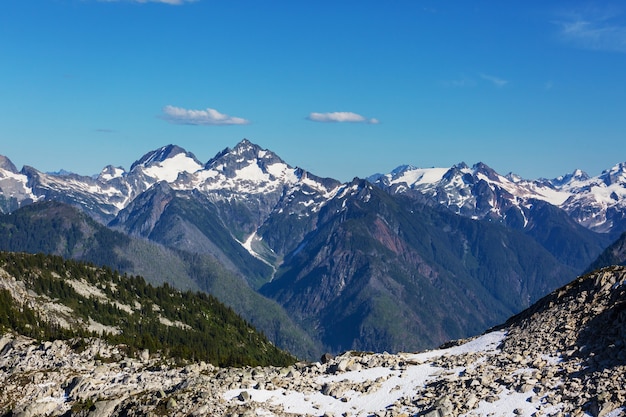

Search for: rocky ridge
xmin=371 ymin=161 xmax=626 ymax=234
xmin=2 ymin=266 xmax=625 ymax=417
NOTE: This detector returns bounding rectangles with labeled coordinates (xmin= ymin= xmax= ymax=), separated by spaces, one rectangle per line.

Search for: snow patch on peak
xmin=98 ymin=166 xmax=126 ymax=182
xmin=131 ymin=145 xmax=201 ymax=172
xmin=142 ymin=153 xmax=203 ymax=183
xmin=386 ymin=167 xmax=448 ymax=188
xmin=232 ymin=139 xmax=258 ymax=155
xmin=601 ymin=162 xmax=626 ymax=186
xmin=235 ymin=162 xmax=270 ymax=183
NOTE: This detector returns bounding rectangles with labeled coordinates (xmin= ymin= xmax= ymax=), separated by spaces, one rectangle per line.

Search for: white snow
xmin=142 ymin=153 xmax=203 ymax=182
xmin=99 ymin=167 xmax=125 ymax=181
xmin=389 ymin=167 xmax=448 ymax=187
xmin=235 ymin=163 xmax=268 ymax=182
xmin=459 ymin=387 xmax=560 ymax=417
xmin=224 ymin=330 xmax=507 ymax=417
xmin=267 ymin=163 xmax=299 ymax=183
xmin=0 ymin=168 xmax=38 ymax=201
xmin=239 ymin=231 xmax=277 ymax=270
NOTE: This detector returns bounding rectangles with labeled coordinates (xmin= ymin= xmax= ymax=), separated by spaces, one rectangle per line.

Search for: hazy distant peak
xmin=98 ymin=165 xmax=127 ymax=182
xmin=601 ymin=162 xmax=626 ymax=186
xmin=471 ymin=162 xmax=500 ymax=180
xmin=551 ymin=168 xmax=590 ymax=186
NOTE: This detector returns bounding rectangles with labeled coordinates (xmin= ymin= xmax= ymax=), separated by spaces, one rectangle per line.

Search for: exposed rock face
xmin=2 ymin=266 xmax=626 ymax=416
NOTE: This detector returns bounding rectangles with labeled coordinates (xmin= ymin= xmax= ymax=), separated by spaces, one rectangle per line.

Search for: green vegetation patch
xmin=0 ymin=251 xmax=295 ymax=367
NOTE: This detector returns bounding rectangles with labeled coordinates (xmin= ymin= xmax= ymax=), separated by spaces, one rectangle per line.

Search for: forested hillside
xmin=0 ymin=251 xmax=295 ymax=367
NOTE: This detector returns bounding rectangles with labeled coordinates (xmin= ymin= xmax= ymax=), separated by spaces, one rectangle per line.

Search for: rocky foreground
xmin=2 ymin=266 xmax=626 ymax=417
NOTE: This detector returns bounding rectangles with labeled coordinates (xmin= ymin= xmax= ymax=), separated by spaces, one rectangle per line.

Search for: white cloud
xmin=556 ymin=11 xmax=626 ymax=53
xmin=98 ymin=0 xmax=197 ymax=5
xmin=480 ymin=74 xmax=509 ymax=88
xmin=307 ymin=112 xmax=380 ymax=124
xmin=160 ymin=105 xmax=250 ymax=126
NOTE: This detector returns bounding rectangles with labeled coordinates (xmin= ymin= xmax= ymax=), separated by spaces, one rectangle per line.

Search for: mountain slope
xmin=1 ymin=140 xmax=623 ymax=356
xmin=0 ymin=202 xmax=321 ymax=359
xmin=371 ymin=162 xmax=614 ymax=272
xmin=586 ymin=231 xmax=626 ymax=272
xmin=0 ymin=251 xmax=294 ymax=367
xmin=110 ymin=183 xmax=274 ymax=289
xmin=262 ymin=179 xmax=577 ymax=353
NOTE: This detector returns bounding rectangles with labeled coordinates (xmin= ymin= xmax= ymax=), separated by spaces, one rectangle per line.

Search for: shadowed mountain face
xmin=261 ymin=180 xmax=579 ymax=353
xmin=586 ymin=231 xmax=626 ymax=272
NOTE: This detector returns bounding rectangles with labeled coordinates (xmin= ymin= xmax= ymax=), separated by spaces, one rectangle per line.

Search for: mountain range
xmin=1 ymin=139 xmax=625 ymax=356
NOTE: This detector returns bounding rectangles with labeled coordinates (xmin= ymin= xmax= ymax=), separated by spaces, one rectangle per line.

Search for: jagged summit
xmin=601 ymin=161 xmax=626 ymax=186
xmin=205 ymin=138 xmax=287 ymax=178
xmin=98 ymin=165 xmax=126 ymax=181
xmin=550 ymin=168 xmax=590 ymax=187
xmin=0 ymin=155 xmax=18 ymax=173
xmin=130 ymin=144 xmax=201 ymax=171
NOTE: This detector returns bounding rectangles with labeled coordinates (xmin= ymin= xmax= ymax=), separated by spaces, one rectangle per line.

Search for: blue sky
xmin=1 ymin=0 xmax=625 ymax=181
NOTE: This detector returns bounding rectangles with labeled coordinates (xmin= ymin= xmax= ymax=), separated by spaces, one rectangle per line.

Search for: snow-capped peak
xmin=130 ymin=145 xmax=202 ymax=171
xmin=130 ymin=145 xmax=204 ymax=183
xmin=98 ymin=165 xmax=126 ymax=182
xmin=549 ymin=168 xmax=590 ymax=187
xmin=373 ymin=159 xmax=626 ymax=233
xmin=600 ymin=162 xmax=626 ymax=186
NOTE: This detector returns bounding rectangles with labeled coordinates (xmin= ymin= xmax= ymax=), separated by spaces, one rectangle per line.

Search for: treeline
xmin=0 ymin=251 xmax=296 ymax=367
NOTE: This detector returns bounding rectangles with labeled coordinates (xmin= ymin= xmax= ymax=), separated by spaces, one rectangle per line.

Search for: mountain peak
xmin=0 ymin=155 xmax=18 ymax=173
xmin=549 ymin=168 xmax=590 ymax=187
xmin=130 ymin=145 xmax=201 ymax=171
xmin=471 ymin=162 xmax=500 ymax=181
xmin=127 ymin=144 xmax=204 ymax=184
xmin=234 ymin=138 xmax=255 ymax=151
xmin=98 ymin=165 xmax=126 ymax=182
xmin=600 ymin=161 xmax=626 ymax=186
xmin=206 ymin=138 xmax=286 ymax=175
xmin=232 ymin=138 xmax=278 ymax=160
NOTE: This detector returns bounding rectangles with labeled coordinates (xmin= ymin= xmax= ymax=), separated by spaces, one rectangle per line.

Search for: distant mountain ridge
xmin=2 ymin=140 xmax=625 ymax=235
xmin=0 ymin=139 xmax=624 ymax=354
xmin=370 ymin=160 xmax=626 ymax=234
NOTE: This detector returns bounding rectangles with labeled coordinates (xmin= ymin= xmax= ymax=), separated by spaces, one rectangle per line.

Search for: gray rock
xmin=238 ymin=391 xmax=251 ymax=402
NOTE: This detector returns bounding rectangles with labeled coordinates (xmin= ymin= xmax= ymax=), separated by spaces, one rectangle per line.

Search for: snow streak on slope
xmin=0 ymin=166 xmax=39 ymax=207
